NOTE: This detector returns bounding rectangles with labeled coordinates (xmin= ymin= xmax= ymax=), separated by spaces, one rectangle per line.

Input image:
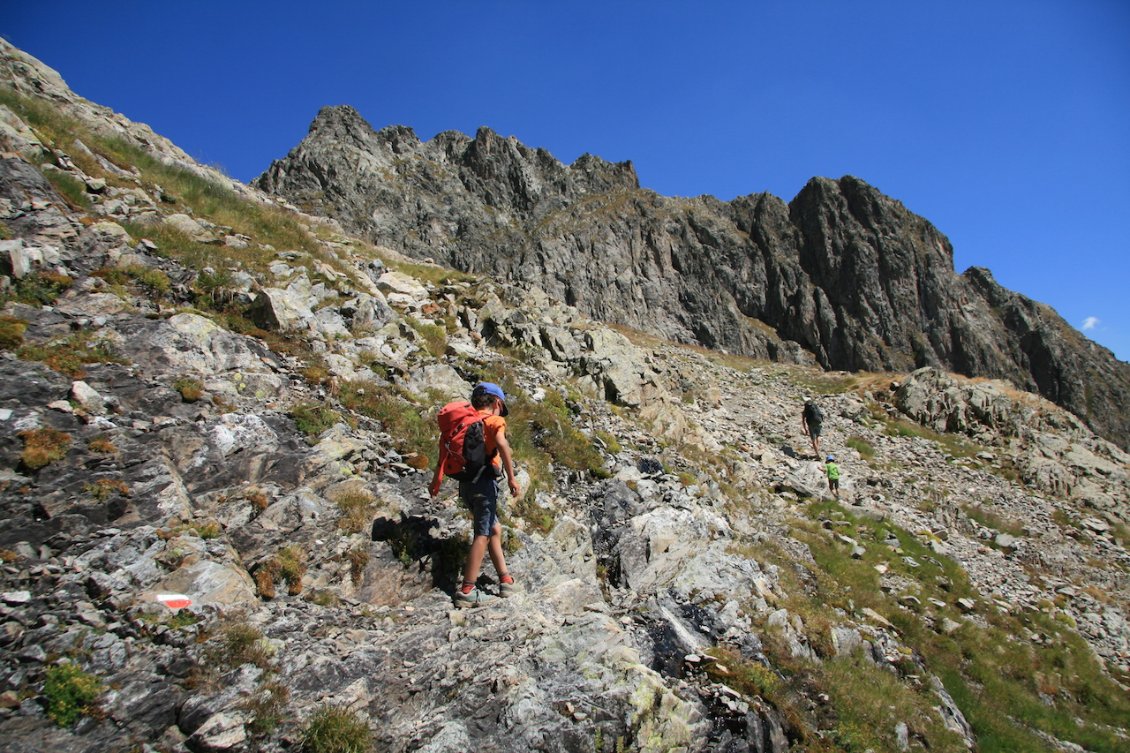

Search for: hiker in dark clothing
xmin=802 ymin=397 xmax=823 ymax=458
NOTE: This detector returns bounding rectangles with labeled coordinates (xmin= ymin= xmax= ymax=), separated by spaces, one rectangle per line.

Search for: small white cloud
xmin=1082 ymin=316 xmax=1100 ymax=331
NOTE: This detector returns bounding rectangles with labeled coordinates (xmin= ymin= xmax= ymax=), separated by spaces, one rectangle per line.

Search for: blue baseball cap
xmin=472 ymin=382 xmax=508 ymax=416
xmin=827 ymin=455 xmax=835 ymax=462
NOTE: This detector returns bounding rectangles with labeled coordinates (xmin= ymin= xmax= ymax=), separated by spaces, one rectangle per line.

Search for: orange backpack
xmin=437 ymin=401 xmax=490 ymax=481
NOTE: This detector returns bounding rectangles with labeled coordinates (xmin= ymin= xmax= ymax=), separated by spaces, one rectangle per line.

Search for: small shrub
xmin=19 ymin=427 xmax=72 ymax=470
xmin=508 ymin=494 xmax=555 ymax=535
xmin=87 ymin=435 xmax=117 ymax=454
xmin=3 ymin=270 xmax=73 ymax=306
xmin=254 ymin=566 xmax=277 ymax=599
xmin=191 ymin=521 xmax=222 ymax=539
xmin=595 ymin=430 xmax=622 ymax=454
xmin=256 ymin=545 xmax=307 ymax=598
xmin=43 ymin=662 xmax=102 ymax=727
xmin=290 ymin=402 xmax=340 ymax=442
xmin=332 ymin=489 xmax=376 ymax=534
xmin=0 ymin=315 xmax=27 ymax=349
xmin=247 ymin=488 xmax=270 ymax=511
xmin=245 ymin=678 xmax=289 ymax=737
xmin=174 ymin=376 xmax=205 ymax=402
xmin=205 ymin=623 xmax=269 ymax=670
xmin=346 ymin=546 xmax=370 ymax=584
xmin=301 ymin=705 xmax=373 ymax=753
xmin=84 ymin=478 xmax=130 ymax=501
xmin=407 ymin=317 xmax=446 ymax=358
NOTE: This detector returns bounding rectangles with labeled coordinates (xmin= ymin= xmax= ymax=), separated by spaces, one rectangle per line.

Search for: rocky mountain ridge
xmin=254 ymin=105 xmax=1130 ymax=450
xmin=0 ymin=39 xmax=1128 ymax=753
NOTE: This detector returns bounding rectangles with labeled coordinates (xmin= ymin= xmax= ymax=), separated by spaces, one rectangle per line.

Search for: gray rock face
xmin=255 ymin=106 xmax=1130 ymax=449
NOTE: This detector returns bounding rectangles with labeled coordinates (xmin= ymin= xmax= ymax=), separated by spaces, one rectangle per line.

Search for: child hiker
xmin=429 ymin=382 xmax=522 ymax=607
xmin=825 ymin=454 xmax=840 ymax=500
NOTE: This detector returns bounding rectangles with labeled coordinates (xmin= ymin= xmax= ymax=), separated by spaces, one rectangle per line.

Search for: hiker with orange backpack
xmin=429 ymin=382 xmax=522 ymax=607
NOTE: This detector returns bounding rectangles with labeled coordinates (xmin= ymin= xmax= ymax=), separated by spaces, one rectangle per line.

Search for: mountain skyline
xmin=3 ymin=1 xmax=1127 ymax=360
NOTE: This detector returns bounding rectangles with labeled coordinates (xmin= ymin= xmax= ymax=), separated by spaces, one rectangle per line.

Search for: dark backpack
xmin=804 ymin=402 xmax=823 ymax=424
xmin=437 ymin=401 xmax=491 ymax=481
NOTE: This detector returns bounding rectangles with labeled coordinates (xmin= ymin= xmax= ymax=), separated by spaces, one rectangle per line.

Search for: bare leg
xmin=486 ymin=523 xmax=507 ymax=579
xmin=462 ymin=534 xmax=490 ymax=587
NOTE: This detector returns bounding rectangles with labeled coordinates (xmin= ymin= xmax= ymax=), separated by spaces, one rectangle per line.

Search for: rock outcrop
xmin=255 ymin=106 xmax=1130 ymax=449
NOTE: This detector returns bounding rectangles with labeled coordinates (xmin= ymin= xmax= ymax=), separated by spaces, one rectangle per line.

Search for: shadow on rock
xmin=371 ymin=514 xmax=469 ymax=593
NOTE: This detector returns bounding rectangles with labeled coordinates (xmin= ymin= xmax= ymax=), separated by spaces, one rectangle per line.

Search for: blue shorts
xmin=459 ymin=473 xmax=501 ymax=538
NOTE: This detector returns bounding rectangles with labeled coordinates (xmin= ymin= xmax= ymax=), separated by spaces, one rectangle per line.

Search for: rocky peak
xmin=570 ymin=151 xmax=640 ymax=193
xmin=308 ymin=104 xmax=370 ymax=135
xmin=255 ymin=108 xmax=1130 ymax=449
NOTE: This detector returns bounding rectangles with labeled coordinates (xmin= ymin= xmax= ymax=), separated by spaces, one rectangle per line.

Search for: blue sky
xmin=4 ymin=1 xmax=1128 ymax=361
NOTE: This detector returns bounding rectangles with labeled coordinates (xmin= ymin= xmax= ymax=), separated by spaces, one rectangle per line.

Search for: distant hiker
xmin=825 ymin=454 xmax=840 ymax=499
xmin=430 ymin=382 xmax=522 ymax=608
xmin=802 ymin=397 xmax=823 ymax=458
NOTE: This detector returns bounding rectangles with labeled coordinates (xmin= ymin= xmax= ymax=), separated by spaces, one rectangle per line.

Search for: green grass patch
xmin=290 ymin=402 xmax=341 ymax=442
xmin=819 ymin=654 xmax=966 ymax=753
xmin=0 ymin=87 xmax=355 ymax=288
xmin=865 ymin=402 xmax=984 ymax=461
xmin=506 ymin=494 xmax=556 ymax=535
xmin=93 ymin=263 xmax=172 ymax=299
xmin=407 ymin=316 xmax=446 ymax=358
xmin=41 ymin=168 xmax=91 ymax=209
xmin=705 ymin=646 xmax=781 ymax=699
xmin=594 ymin=429 xmax=622 ymax=454
xmin=844 ymin=434 xmax=875 ymax=460
xmin=382 ymin=258 xmax=474 ymax=287
xmin=498 ymin=378 xmax=608 ymax=489
xmin=338 ymin=381 xmax=436 ymax=463
xmin=1 ymin=270 xmax=73 ymax=307
xmin=17 ymin=329 xmax=126 ymax=378
xmin=785 ymin=500 xmax=1130 ymax=752
xmin=961 ymin=503 xmax=1026 ymax=537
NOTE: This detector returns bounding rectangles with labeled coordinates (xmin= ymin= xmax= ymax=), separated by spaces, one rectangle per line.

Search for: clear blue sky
xmin=4 ymin=1 xmax=1128 ymax=361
